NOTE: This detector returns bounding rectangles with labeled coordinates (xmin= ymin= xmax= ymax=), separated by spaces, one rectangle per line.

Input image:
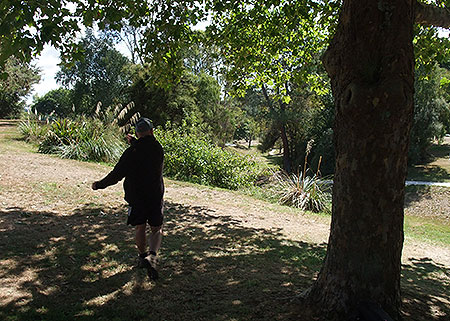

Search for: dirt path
xmin=0 ymin=120 xmax=449 ymax=320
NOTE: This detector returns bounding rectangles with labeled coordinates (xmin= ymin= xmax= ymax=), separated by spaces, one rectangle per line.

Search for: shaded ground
xmin=0 ymin=204 xmax=328 ymax=321
xmin=0 ymin=120 xmax=449 ymax=320
xmin=407 ymin=137 xmax=450 ymax=182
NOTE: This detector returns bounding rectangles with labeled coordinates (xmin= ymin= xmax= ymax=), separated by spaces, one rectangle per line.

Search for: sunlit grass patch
xmin=404 ymin=215 xmax=450 ymax=246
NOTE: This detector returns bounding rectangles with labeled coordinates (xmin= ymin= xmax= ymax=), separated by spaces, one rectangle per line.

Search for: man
xmin=92 ymin=117 xmax=164 ymax=280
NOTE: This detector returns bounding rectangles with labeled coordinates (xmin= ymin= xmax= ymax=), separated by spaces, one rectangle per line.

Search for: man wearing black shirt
xmin=92 ymin=118 xmax=164 ymax=280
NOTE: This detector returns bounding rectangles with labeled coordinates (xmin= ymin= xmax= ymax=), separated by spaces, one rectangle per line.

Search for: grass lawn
xmin=404 ymin=185 xmax=450 ymax=248
xmin=405 ymin=215 xmax=450 ymax=245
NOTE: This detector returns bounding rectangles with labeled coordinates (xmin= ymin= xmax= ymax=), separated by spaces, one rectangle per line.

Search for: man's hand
xmin=126 ymin=134 xmax=135 ymax=144
xmin=92 ymin=182 xmax=98 ymax=190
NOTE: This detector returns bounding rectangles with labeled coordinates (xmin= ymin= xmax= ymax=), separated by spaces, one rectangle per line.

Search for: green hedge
xmin=157 ymin=128 xmax=262 ymax=190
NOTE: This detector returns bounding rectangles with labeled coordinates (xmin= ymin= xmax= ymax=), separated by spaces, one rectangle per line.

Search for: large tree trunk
xmin=306 ymin=0 xmax=415 ymax=319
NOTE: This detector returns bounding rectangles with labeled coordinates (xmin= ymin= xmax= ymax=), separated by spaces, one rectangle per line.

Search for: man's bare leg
xmin=135 ymin=224 xmax=147 ymax=255
xmin=142 ymin=225 xmax=162 ymax=280
xmin=149 ymin=225 xmax=163 ymax=254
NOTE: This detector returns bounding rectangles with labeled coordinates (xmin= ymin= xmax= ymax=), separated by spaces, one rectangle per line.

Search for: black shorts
xmin=127 ymin=202 xmax=164 ymax=227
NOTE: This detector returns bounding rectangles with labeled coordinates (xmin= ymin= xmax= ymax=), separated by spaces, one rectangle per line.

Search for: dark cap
xmin=135 ymin=118 xmax=153 ymax=133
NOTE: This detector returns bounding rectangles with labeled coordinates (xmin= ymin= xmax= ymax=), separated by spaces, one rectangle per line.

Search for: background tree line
xmin=2 ymin=27 xmax=450 ymax=173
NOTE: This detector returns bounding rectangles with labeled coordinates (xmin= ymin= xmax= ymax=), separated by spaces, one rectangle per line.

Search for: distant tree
xmin=0 ymin=56 xmax=40 ymax=118
xmin=245 ymin=82 xmax=334 ymax=174
xmin=409 ymin=64 xmax=450 ymax=162
xmin=126 ymin=65 xmax=240 ymax=145
xmin=194 ymin=73 xmax=238 ymax=145
xmin=234 ymin=117 xmax=261 ymax=149
xmin=257 ymin=78 xmax=334 ymax=173
xmin=125 ymin=67 xmax=204 ymax=128
xmin=115 ymin=24 xmax=146 ymax=65
xmin=208 ymin=1 xmax=331 ymax=171
xmin=125 ymin=65 xmax=169 ymax=127
xmin=437 ymin=65 xmax=450 ymax=134
xmin=182 ymin=33 xmax=223 ymax=82
xmin=56 ymin=29 xmax=130 ymax=115
xmin=31 ymin=88 xmax=73 ymax=117
xmin=237 ymin=88 xmax=267 ymax=140
xmin=165 ymin=72 xmax=199 ymax=125
xmin=286 ymin=87 xmax=335 ymax=175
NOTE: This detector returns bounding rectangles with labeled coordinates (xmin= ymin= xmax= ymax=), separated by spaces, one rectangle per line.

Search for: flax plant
xmin=273 ymin=139 xmax=331 ymax=213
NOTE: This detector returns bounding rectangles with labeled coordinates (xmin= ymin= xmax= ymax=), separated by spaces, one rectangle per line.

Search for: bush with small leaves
xmin=157 ymin=128 xmax=263 ymax=190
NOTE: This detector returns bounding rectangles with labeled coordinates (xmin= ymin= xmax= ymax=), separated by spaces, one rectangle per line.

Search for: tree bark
xmin=306 ymin=0 xmax=415 ymax=319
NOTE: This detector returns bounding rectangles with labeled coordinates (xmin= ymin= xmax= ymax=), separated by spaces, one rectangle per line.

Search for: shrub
xmin=38 ymin=117 xmax=126 ymax=163
xmin=18 ymin=118 xmax=49 ymax=143
xmin=272 ymin=170 xmax=331 ymax=213
xmin=20 ymin=115 xmax=265 ymax=190
xmin=156 ymin=128 xmax=263 ymax=190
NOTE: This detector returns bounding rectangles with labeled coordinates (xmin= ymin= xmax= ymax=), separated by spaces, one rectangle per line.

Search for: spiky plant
xmin=18 ymin=119 xmax=48 ymax=143
xmin=273 ymin=139 xmax=331 ymax=213
xmin=272 ymin=170 xmax=331 ymax=213
xmin=38 ymin=117 xmax=127 ymax=163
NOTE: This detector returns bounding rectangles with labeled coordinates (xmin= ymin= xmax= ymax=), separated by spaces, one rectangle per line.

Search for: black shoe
xmin=145 ymin=254 xmax=159 ymax=280
xmin=137 ymin=252 xmax=149 ymax=268
xmin=137 ymin=256 xmax=147 ymax=269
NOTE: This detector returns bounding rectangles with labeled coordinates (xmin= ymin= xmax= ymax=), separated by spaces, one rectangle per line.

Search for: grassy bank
xmin=404 ymin=185 xmax=450 ymax=246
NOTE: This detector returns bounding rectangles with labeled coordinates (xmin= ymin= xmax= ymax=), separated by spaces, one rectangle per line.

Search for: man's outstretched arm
xmin=92 ymin=148 xmax=131 ymax=190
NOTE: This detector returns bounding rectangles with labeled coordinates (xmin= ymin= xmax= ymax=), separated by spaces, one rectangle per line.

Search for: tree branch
xmin=415 ymin=1 xmax=450 ymax=29
xmin=261 ymin=84 xmax=274 ymax=111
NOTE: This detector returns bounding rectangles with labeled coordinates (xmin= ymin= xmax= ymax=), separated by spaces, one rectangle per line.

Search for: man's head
xmin=135 ymin=118 xmax=154 ymax=137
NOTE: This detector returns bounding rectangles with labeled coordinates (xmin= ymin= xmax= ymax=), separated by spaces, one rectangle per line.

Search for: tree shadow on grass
xmin=263 ymin=154 xmax=283 ymax=168
xmin=404 ymin=185 xmax=432 ymax=208
xmin=401 ymin=258 xmax=450 ymax=321
xmin=427 ymin=141 xmax=450 ymax=161
xmin=0 ymin=203 xmax=448 ymax=320
xmin=0 ymin=202 xmax=325 ymax=321
xmin=407 ymin=141 xmax=450 ymax=182
xmin=408 ymin=165 xmax=450 ymax=182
